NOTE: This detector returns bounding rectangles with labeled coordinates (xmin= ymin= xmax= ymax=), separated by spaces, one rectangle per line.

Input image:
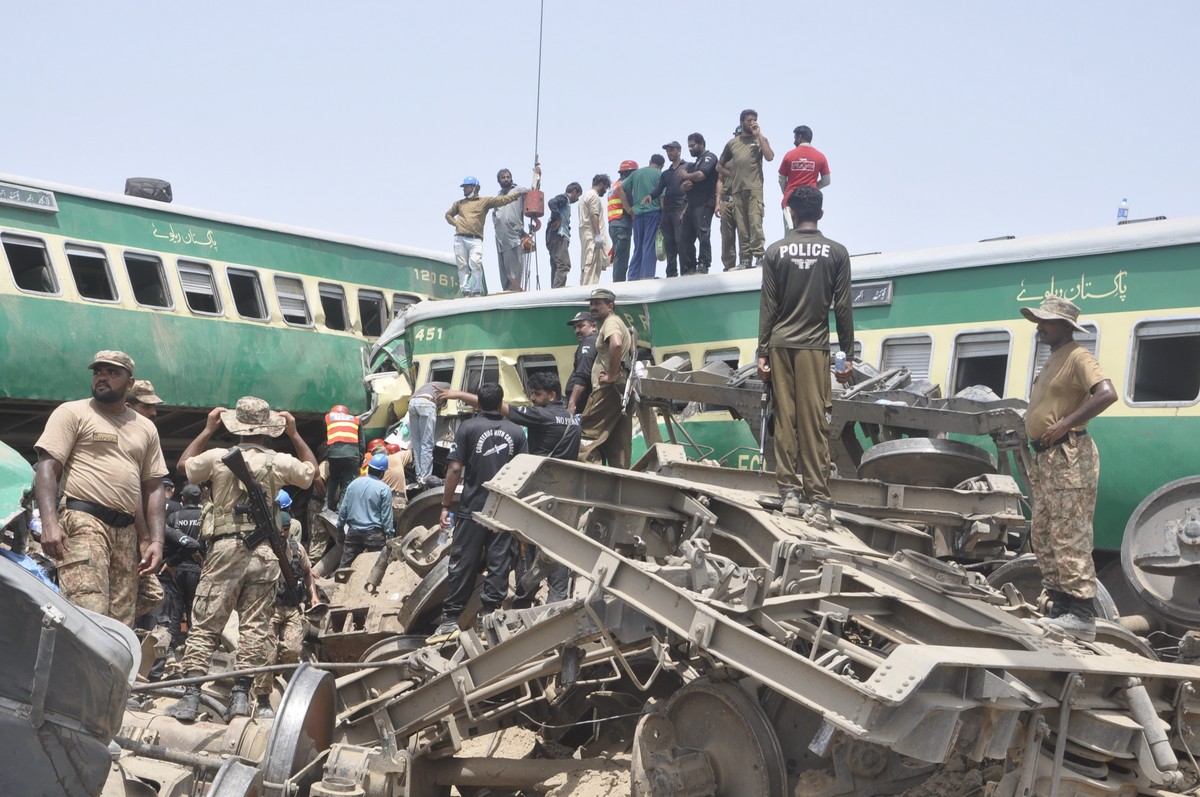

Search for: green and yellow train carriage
xmin=373 ymin=216 xmax=1200 ymax=571
xmin=0 ymin=174 xmax=458 ymax=459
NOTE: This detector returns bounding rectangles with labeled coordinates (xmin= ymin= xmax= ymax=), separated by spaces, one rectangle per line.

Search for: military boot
xmin=1036 ymin=590 xmax=1071 ymax=626
xmin=255 ymin=694 xmax=276 ymax=720
xmin=227 ymin=677 xmax=253 ymax=719
xmin=1044 ymin=596 xmax=1097 ymax=642
xmin=164 ymin=685 xmax=201 ymax=723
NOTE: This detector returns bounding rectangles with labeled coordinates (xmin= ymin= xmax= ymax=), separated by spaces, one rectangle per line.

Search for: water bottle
xmin=1117 ymin=197 xmax=1129 ymax=224
xmin=438 ymin=512 xmax=454 ymax=546
xmin=834 ymin=351 xmax=848 ymax=374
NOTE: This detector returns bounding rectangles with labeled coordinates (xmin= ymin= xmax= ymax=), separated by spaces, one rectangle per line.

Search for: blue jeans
xmin=453 ymin=235 xmax=484 ymax=295
xmin=407 ymin=398 xmax=437 ymax=482
xmin=610 ymin=221 xmax=632 ymax=282
xmin=628 ymin=211 xmax=661 ymax=281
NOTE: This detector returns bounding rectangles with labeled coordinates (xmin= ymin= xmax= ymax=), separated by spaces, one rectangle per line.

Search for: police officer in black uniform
xmin=162 ymin=484 xmax=204 ymax=653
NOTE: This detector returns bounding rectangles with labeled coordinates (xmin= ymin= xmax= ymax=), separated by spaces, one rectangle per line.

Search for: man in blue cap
xmin=445 ymin=176 xmax=528 ymax=297
xmin=336 ymin=452 xmax=395 ymax=568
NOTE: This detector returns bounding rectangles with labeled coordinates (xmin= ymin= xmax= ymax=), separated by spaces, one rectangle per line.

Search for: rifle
xmin=621 ymin=327 xmax=639 ymax=413
xmin=221 ymin=446 xmax=300 ymax=606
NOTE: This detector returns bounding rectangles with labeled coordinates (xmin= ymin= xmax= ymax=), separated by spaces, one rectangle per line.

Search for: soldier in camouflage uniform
xmin=165 ymin=397 xmax=316 ymax=722
xmin=253 ymin=509 xmax=321 ymax=717
xmin=1022 ymin=297 xmax=1117 ymax=641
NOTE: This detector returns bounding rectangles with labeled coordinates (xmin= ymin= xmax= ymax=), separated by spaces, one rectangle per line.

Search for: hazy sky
xmin=6 ymin=2 xmax=1198 ymax=292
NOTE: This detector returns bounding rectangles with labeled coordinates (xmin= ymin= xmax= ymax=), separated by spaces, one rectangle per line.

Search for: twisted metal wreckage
xmin=7 ymin=367 xmax=1200 ymax=797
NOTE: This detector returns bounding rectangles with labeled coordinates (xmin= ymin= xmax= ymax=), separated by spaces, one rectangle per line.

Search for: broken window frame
xmin=704 ymin=347 xmax=741 ymax=371
xmin=461 ymin=353 xmax=500 ymax=394
xmin=177 ymin=259 xmax=222 ymax=316
xmin=1128 ymin=317 xmax=1200 ymax=407
xmin=65 ymin=243 xmax=119 ymax=303
xmin=2 ymin=233 xmax=60 ymax=295
xmin=124 ymin=251 xmax=173 ymax=309
xmin=319 ymin=282 xmax=349 ymax=332
xmin=358 ymin=289 xmax=387 ymax=338
xmin=949 ymin=329 xmax=1011 ymax=396
xmin=274 ymin=275 xmax=313 ymax=327
xmin=516 ymin=354 xmax=562 ymax=394
xmin=392 ymin=292 xmax=420 ymax=318
xmin=429 ymin=357 xmax=455 ymax=386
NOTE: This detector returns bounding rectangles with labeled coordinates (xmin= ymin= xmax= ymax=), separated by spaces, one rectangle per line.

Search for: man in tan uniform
xmin=1022 ymin=296 xmax=1117 ymax=641
xmin=445 ymin=176 xmax=528 ymax=297
xmin=758 ymin=187 xmax=854 ymax=527
xmin=579 ymin=288 xmax=634 ymax=468
xmin=579 ymin=175 xmax=613 ymax=286
xmin=166 ymin=397 xmax=317 ymax=722
xmin=34 ymin=350 xmax=168 ymax=627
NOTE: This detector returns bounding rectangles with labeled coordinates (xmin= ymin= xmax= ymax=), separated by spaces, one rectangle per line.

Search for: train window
xmin=517 ymin=354 xmax=561 ymax=392
xmin=881 ymin=335 xmax=933 ymax=381
xmin=178 ymin=261 xmax=221 ymax=315
xmin=1029 ymin=324 xmax=1098 ymax=398
xmin=2 ymin=234 xmax=59 ymax=294
xmin=319 ymin=283 xmax=348 ymax=331
xmin=659 ymin=352 xmax=692 ymax=370
xmin=429 ymin=358 xmax=455 ymax=385
xmin=124 ymin=253 xmax=172 ymax=308
xmin=704 ymin=348 xmax=740 ymax=370
xmin=358 ymin=290 xmax=386 ymax=337
xmin=951 ymin=330 xmax=1010 ymax=396
xmin=274 ymin=276 xmax=312 ymax=326
xmin=1130 ymin=319 xmax=1200 ymax=404
xmin=392 ymin=293 xmax=420 ymax=318
xmin=65 ymin=244 xmax=118 ymax=302
xmin=462 ymin=354 xmax=500 ymax=393
xmin=227 ymin=268 xmax=268 ymax=321
xmin=830 ymin=340 xmax=863 ymax=360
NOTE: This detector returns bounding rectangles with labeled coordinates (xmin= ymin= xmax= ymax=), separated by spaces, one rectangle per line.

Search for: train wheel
xmin=986 ymin=553 xmax=1118 ymax=621
xmin=631 ymin=680 xmax=786 ymax=797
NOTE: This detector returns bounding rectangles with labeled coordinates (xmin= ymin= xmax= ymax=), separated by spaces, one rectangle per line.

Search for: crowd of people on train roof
xmin=445 ymin=109 xmax=832 ymax=296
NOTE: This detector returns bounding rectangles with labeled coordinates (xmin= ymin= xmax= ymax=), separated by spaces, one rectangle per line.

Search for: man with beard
xmin=679 ymin=133 xmax=720 ymax=274
xmin=642 ymin=142 xmax=689 ymax=277
xmin=579 ymin=289 xmax=634 ymax=468
xmin=565 ymin=311 xmax=598 ymax=417
xmin=493 ymin=168 xmax=533 ymax=292
xmin=579 ymin=174 xmax=613 ymax=286
xmin=446 ymin=176 xmax=528 ymax=296
xmin=34 ymin=351 xmax=168 ymax=627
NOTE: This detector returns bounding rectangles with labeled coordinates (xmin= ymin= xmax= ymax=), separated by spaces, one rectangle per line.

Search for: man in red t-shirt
xmin=778 ymin=125 xmax=830 ymax=229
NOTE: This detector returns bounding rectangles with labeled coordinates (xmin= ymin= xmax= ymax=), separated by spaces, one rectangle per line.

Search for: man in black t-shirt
xmin=565 ymin=311 xmax=598 ymax=416
xmin=679 ymin=133 xmax=720 ymax=275
xmin=437 ymin=373 xmax=579 ymax=608
xmin=427 ymin=384 xmax=528 ymax=643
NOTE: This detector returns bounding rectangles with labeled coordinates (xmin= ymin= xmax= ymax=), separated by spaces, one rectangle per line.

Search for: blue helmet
xmin=368 ymin=453 xmax=390 ymax=473
xmin=275 ymin=489 xmax=292 ymax=509
xmin=460 ymin=176 xmax=480 ymax=187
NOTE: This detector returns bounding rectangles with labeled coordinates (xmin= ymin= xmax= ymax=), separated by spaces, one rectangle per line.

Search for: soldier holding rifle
xmin=165 ymin=397 xmax=316 ymax=722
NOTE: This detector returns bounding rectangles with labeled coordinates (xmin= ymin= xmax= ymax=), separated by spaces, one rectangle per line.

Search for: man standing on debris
xmin=778 ymin=125 xmax=830 ymax=231
xmin=445 ymin=176 xmax=527 ymax=297
xmin=34 ymin=350 xmax=168 ymax=627
xmin=546 ymin=182 xmax=582 ymax=288
xmin=679 ymin=133 xmax=720 ymax=275
xmin=565 ymin=311 xmax=598 ymax=417
xmin=166 ymin=397 xmax=316 ymax=722
xmin=336 ymin=453 xmax=395 ymax=569
xmin=619 ymin=155 xmax=664 ymax=280
xmin=579 ymin=289 xmax=635 ymax=469
xmin=1022 ymin=296 xmax=1117 ymax=642
xmin=323 ymin=404 xmax=361 ymax=511
xmin=643 ymin=142 xmax=689 ymax=278
xmin=718 ymin=109 xmax=775 ymax=268
xmin=428 ymin=384 xmax=528 ymax=643
xmin=493 ymin=168 xmax=534 ymax=292
xmin=608 ymin=160 xmax=638 ymax=282
xmin=758 ymin=187 xmax=854 ymax=527
xmin=408 ymin=380 xmax=451 ymax=488
xmin=579 ymin=174 xmax=613 ymax=286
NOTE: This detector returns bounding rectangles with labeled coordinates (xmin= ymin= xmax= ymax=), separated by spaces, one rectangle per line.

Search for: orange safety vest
xmin=607 ymin=180 xmax=627 ymax=222
xmin=325 ymin=411 xmax=359 ymax=446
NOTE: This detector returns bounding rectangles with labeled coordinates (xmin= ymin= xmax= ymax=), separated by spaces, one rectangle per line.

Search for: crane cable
xmin=526 ymin=0 xmax=546 ymax=291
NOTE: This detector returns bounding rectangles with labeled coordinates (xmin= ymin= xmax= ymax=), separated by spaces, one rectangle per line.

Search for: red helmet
xmin=367 ymin=438 xmax=386 ymax=451
xmin=618 ymin=160 xmax=638 ymax=172
xmin=385 ymin=443 xmax=401 ymax=454
xmin=330 ymin=404 xmax=349 ymax=414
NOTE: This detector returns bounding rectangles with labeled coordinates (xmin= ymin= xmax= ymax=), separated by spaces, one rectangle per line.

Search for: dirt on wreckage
xmin=11 ymin=368 xmax=1200 ymax=796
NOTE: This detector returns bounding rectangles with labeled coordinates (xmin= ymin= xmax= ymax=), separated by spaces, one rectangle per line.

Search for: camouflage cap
xmin=220 ymin=396 xmax=286 ymax=437
xmin=127 ymin=379 xmax=163 ymax=404
xmin=90 ymin=350 xmax=134 ymax=374
xmin=589 ymin=288 xmax=616 ymax=303
xmin=1020 ymin=296 xmax=1088 ymax=333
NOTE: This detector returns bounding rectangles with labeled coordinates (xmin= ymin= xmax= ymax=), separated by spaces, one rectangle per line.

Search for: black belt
xmin=1031 ymin=429 xmax=1088 ymax=453
xmin=64 ymin=499 xmax=135 ymax=528
xmin=210 ymin=532 xmax=246 ymax=543
xmin=457 ymin=233 xmax=482 ymax=239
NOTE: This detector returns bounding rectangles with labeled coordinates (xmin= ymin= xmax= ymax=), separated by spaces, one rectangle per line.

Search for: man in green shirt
xmin=617 ymin=155 xmax=664 ymax=280
xmin=718 ymin=109 xmax=775 ymax=269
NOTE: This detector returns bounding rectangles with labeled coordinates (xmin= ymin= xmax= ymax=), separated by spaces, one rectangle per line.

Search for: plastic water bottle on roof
xmin=1117 ymin=197 xmax=1129 ymax=224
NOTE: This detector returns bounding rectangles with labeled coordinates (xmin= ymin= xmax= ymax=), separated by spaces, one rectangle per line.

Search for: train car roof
xmin=387 ymin=214 xmax=1200 ymax=346
xmin=0 ymin=173 xmax=455 ymax=265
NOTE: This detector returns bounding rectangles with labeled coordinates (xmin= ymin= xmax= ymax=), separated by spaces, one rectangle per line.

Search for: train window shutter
xmin=178 ymin=261 xmax=222 ymax=315
xmin=881 ymin=336 xmax=932 ymax=381
xmin=274 ymin=276 xmax=312 ymax=326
